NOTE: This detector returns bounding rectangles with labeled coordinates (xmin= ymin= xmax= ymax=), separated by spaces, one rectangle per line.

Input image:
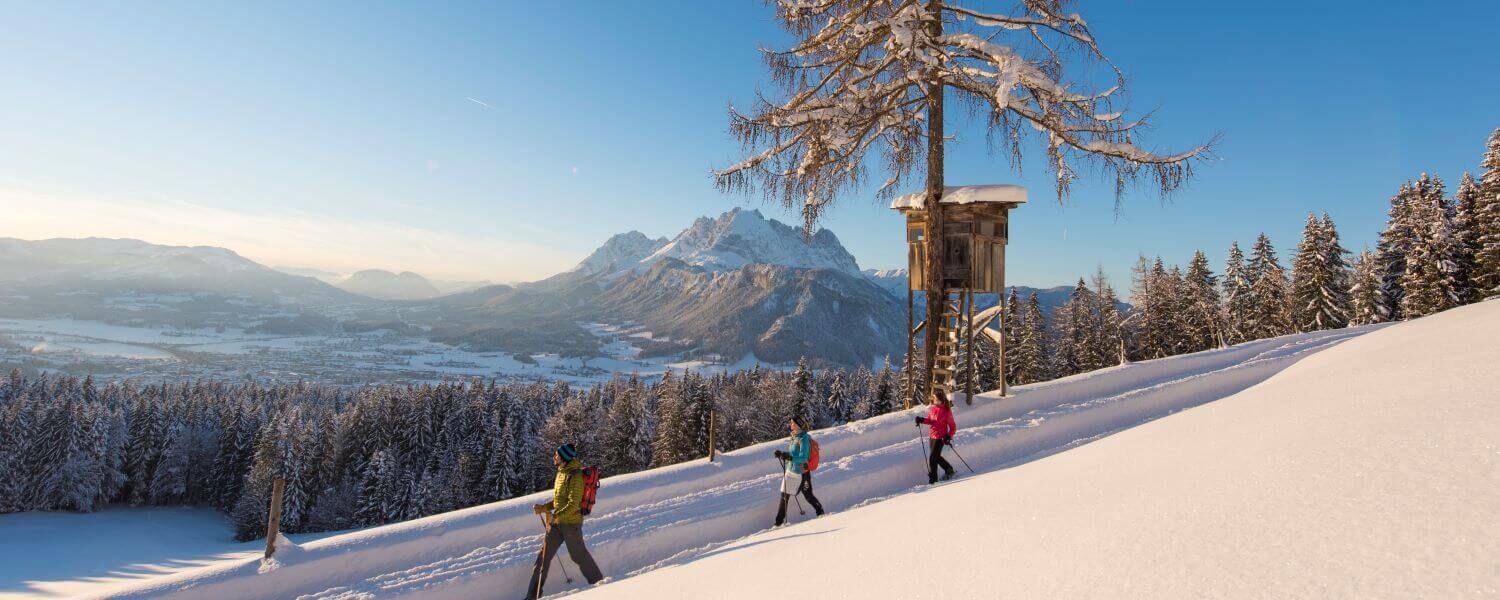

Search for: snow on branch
xmin=716 ymin=0 xmax=1214 ymax=230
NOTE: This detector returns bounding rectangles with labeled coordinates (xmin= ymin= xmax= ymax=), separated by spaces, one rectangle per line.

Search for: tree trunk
xmin=921 ymin=0 xmax=945 ymax=406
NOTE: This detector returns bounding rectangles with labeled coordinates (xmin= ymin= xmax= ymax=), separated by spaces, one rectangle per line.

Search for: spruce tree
xmin=1012 ymin=293 xmax=1049 ymax=384
xmin=1453 ymin=172 xmax=1483 ymax=303
xmin=1473 ymin=128 xmax=1500 ymax=297
xmin=1291 ymin=213 xmax=1351 ymax=331
xmin=1376 ymin=182 xmax=1418 ymax=319
xmin=1349 ymin=248 xmax=1385 ymax=325
xmin=1183 ymin=250 xmax=1222 ymax=351
xmin=1401 ymin=174 xmax=1461 ymax=318
xmin=1247 ymin=233 xmax=1293 ymax=339
xmin=1221 ymin=241 xmax=1254 ymax=344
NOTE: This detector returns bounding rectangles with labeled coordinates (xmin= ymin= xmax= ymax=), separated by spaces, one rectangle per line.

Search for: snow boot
xmin=941 ymin=469 xmax=955 ymax=482
xmin=774 ymin=493 xmax=790 ymax=527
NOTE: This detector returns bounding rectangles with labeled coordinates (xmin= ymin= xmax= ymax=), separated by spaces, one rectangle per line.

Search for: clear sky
xmin=1 ymin=1 xmax=1495 ymax=288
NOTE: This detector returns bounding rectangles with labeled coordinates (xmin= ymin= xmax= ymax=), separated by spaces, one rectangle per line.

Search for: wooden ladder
xmin=930 ymin=293 xmax=964 ymax=394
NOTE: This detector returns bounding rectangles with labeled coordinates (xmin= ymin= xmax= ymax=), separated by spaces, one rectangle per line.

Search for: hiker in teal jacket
xmin=771 ymin=415 xmax=824 ymax=526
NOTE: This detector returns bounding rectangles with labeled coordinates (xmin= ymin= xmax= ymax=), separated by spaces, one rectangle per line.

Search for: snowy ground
xmin=584 ymin=300 xmax=1500 ymax=599
xmin=0 ymin=508 xmax=343 ymax=600
xmin=93 ymin=315 xmax=1393 ymax=599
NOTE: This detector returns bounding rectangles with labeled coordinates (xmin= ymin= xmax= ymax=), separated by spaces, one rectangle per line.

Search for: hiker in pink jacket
xmin=914 ymin=390 xmax=957 ymax=484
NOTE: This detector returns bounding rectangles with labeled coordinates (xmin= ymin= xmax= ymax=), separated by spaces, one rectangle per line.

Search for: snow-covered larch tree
xmin=716 ymin=0 xmax=1213 ymax=391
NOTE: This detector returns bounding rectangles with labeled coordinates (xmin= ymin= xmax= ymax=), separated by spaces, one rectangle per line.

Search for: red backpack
xmin=805 ymin=438 xmax=820 ymax=473
xmin=579 ymin=466 xmax=601 ymax=516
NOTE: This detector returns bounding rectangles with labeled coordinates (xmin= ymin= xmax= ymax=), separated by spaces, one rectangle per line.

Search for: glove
xmin=943 ymin=436 xmax=953 ymax=446
xmin=532 ymin=503 xmax=546 ymax=515
xmin=774 ymin=450 xmax=786 ymax=460
xmin=914 ymin=416 xmax=925 ymax=426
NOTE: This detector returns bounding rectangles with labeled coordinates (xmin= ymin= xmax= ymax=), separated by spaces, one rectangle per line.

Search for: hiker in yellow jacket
xmin=526 ymin=443 xmax=604 ymax=599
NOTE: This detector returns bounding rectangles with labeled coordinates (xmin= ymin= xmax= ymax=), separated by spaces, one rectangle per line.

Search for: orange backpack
xmin=579 ymin=466 xmax=601 ymax=516
xmin=805 ymin=438 xmax=820 ymax=472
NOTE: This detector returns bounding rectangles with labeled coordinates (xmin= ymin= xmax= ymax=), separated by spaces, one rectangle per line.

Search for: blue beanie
xmin=557 ymin=443 xmax=577 ymax=462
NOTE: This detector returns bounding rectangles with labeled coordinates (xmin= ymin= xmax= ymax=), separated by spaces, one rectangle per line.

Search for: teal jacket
xmin=784 ymin=431 xmax=812 ymax=474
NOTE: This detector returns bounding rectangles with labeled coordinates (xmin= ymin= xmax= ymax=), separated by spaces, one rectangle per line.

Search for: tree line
xmin=965 ymin=126 xmax=1500 ymax=388
xmin=0 ymin=360 xmax=905 ymax=540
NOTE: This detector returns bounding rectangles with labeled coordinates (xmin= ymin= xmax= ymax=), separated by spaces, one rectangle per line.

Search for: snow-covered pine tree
xmin=826 ymin=371 xmax=851 ymax=426
xmin=601 ymin=375 xmax=652 ymax=475
xmin=1011 ymin=292 xmax=1049 ymax=384
xmin=1182 ymin=250 xmax=1222 ymax=351
xmin=1221 ymin=241 xmax=1254 ymax=344
xmin=718 ymin=0 xmax=1210 ymax=390
xmin=1376 ymin=182 xmax=1418 ymax=319
xmin=1472 ymin=128 xmax=1500 ymax=297
xmin=1247 ymin=233 xmax=1293 ymax=339
xmin=1291 ymin=213 xmax=1351 ymax=331
xmin=1320 ymin=213 xmax=1353 ymax=324
xmin=1349 ymin=248 xmax=1385 ymax=325
xmin=789 ymin=358 xmax=813 ymax=425
xmin=1051 ymin=278 xmax=1093 ymax=377
xmin=1452 ymin=172 xmax=1483 ymax=303
xmin=1401 ymin=174 xmax=1461 ymax=318
xmin=1002 ymin=288 xmax=1022 ymax=384
xmin=650 ymin=370 xmax=691 ymax=468
xmin=1092 ymin=269 xmax=1126 ymax=366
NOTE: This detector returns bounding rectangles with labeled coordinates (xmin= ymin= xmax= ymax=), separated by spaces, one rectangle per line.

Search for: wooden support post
xmin=905 ymin=286 xmax=915 ymax=409
xmin=964 ymin=289 xmax=975 ymax=405
xmin=998 ymin=307 xmax=1009 ymax=397
xmin=264 ymin=478 xmax=285 ymax=560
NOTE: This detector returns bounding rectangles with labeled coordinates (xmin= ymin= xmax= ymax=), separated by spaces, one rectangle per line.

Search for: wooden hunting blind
xmin=892 ymin=184 xmax=1026 ymax=405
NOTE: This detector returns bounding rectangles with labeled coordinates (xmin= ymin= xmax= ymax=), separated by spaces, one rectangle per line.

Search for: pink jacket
xmin=925 ymin=403 xmax=956 ymax=439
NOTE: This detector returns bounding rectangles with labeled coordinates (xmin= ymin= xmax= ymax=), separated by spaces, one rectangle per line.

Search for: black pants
xmin=526 ymin=523 xmax=604 ymax=599
xmin=775 ymin=471 xmax=825 ymax=525
xmin=928 ymin=438 xmax=954 ymax=484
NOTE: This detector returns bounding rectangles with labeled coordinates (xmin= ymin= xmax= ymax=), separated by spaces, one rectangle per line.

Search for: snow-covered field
xmin=0 ymin=508 xmax=340 ymax=599
xmin=585 ymin=300 xmax=1500 ymax=599
xmin=0 ymin=318 xmax=770 ymax=386
xmin=89 ymin=306 xmax=1417 ymax=599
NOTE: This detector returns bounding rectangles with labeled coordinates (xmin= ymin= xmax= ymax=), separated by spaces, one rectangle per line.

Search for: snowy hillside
xmin=90 ymin=305 xmax=1453 ymax=599
xmin=585 ymin=301 xmax=1500 ymax=599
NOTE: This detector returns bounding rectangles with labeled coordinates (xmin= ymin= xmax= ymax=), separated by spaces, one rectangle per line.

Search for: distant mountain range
xmin=337 ymin=269 xmax=442 ymax=301
xmin=0 ymin=210 xmax=1124 ymax=369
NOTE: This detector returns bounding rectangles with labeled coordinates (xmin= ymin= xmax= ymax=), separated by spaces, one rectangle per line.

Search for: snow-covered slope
xmin=586 ymin=301 xmax=1500 ymax=599
xmin=98 ymin=316 xmax=1396 ymax=599
xmin=644 ymin=208 xmax=861 ymax=274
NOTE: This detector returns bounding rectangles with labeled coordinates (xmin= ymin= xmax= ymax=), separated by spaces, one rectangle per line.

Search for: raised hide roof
xmin=890 ymin=184 xmax=1028 ymax=210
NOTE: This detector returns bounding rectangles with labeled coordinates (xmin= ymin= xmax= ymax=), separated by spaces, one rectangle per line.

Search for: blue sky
xmin=1 ymin=1 xmax=1495 ymax=288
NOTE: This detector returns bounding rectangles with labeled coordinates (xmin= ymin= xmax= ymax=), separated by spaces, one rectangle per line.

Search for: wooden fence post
xmin=264 ymin=478 xmax=285 ymax=560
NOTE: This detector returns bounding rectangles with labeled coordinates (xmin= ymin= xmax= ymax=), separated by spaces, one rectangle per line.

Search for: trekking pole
xmin=946 ymin=439 xmax=976 ymax=474
xmin=916 ymin=422 xmax=929 ymax=468
xmin=536 ymin=514 xmax=573 ymax=587
xmin=778 ymin=457 xmax=805 ymax=516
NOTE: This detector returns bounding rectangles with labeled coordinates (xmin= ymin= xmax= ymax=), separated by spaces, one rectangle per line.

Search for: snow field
xmin=581 ymin=298 xmax=1500 ymax=600
xmin=97 ymin=325 xmax=1375 ymax=600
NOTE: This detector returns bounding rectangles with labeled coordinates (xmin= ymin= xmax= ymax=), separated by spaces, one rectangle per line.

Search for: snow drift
xmin=99 ymin=321 xmax=1386 ymax=599
xmin=586 ymin=300 xmax=1500 ymax=599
